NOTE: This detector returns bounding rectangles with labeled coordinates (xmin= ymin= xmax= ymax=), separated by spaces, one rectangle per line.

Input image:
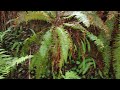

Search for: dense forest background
xmin=0 ymin=11 xmax=119 ymax=79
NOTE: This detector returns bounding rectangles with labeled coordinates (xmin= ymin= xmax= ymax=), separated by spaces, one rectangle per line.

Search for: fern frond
xmin=0 ymin=27 xmax=12 ymax=42
xmin=63 ymin=23 xmax=104 ymax=51
xmin=44 ymin=11 xmax=56 ymax=19
xmin=105 ymin=12 xmax=116 ymax=36
xmin=21 ymin=33 xmax=40 ymax=56
xmin=63 ymin=11 xmax=90 ymax=27
xmin=0 ymin=49 xmax=33 ymax=79
xmin=15 ymin=11 xmax=53 ymax=25
xmin=55 ymin=26 xmax=72 ymax=73
xmin=113 ymin=34 xmax=120 ymax=79
xmin=30 ymin=30 xmax=52 ymax=79
xmin=78 ymin=57 xmax=96 ymax=75
xmin=62 ymin=71 xmax=80 ymax=79
xmin=87 ymin=12 xmax=110 ymax=39
xmin=98 ymin=30 xmax=112 ymax=78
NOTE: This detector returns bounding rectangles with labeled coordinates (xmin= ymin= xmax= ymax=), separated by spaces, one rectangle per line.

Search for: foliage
xmin=78 ymin=57 xmax=96 ymax=75
xmin=30 ymin=30 xmax=52 ymax=79
xmin=113 ymin=34 xmax=120 ymax=79
xmin=63 ymin=23 xmax=104 ymax=51
xmin=54 ymin=27 xmax=72 ymax=74
xmin=62 ymin=71 xmax=80 ymax=79
xmin=14 ymin=11 xmax=53 ymax=25
xmin=0 ymin=49 xmax=33 ymax=78
xmin=0 ymin=11 xmax=119 ymax=79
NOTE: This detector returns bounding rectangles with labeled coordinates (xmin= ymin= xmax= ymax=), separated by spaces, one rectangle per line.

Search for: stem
xmin=28 ymin=48 xmax=31 ymax=79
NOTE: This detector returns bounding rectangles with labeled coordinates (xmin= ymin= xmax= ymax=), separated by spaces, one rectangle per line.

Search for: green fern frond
xmin=63 ymin=23 xmax=104 ymax=51
xmin=87 ymin=32 xmax=104 ymax=51
xmin=87 ymin=12 xmax=110 ymax=39
xmin=44 ymin=11 xmax=56 ymax=19
xmin=15 ymin=11 xmax=52 ymax=25
xmin=0 ymin=27 xmax=12 ymax=43
xmin=0 ymin=49 xmax=33 ymax=79
xmin=55 ymin=26 xmax=72 ymax=73
xmin=30 ymin=30 xmax=52 ymax=79
xmin=105 ymin=13 xmax=116 ymax=39
xmin=62 ymin=71 xmax=80 ymax=79
xmin=113 ymin=34 xmax=120 ymax=79
xmin=78 ymin=57 xmax=96 ymax=75
xmin=63 ymin=11 xmax=90 ymax=27
xmin=21 ymin=33 xmax=40 ymax=56
xmin=98 ymin=31 xmax=111 ymax=78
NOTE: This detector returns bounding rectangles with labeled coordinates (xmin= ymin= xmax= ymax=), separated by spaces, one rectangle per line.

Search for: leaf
xmin=45 ymin=11 xmax=56 ymax=19
xmin=87 ymin=12 xmax=110 ymax=39
xmin=11 ymin=55 xmax=33 ymax=66
xmin=0 ymin=49 xmax=33 ymax=79
xmin=15 ymin=11 xmax=53 ymax=25
xmin=81 ymin=40 xmax=86 ymax=54
xmin=63 ymin=71 xmax=80 ymax=79
xmin=63 ymin=11 xmax=90 ymax=27
xmin=86 ymin=38 xmax=91 ymax=52
xmin=87 ymin=32 xmax=104 ymax=51
xmin=55 ymin=26 xmax=72 ymax=71
xmin=98 ymin=70 xmax=104 ymax=78
xmin=21 ymin=33 xmax=40 ymax=56
xmin=113 ymin=33 xmax=120 ymax=79
xmin=82 ymin=62 xmax=93 ymax=75
xmin=30 ymin=30 xmax=52 ymax=79
xmin=11 ymin=42 xmax=19 ymax=50
xmin=0 ymin=76 xmax=4 ymax=79
xmin=63 ymin=23 xmax=104 ymax=51
xmin=76 ymin=61 xmax=80 ymax=64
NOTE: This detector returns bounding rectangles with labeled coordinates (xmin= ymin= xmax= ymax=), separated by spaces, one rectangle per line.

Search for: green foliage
xmin=62 ymin=71 xmax=80 ymax=79
xmin=87 ymin=12 xmax=110 ymax=39
xmin=44 ymin=11 xmax=56 ymax=19
xmin=11 ymin=41 xmax=23 ymax=56
xmin=21 ymin=33 xmax=40 ymax=56
xmin=0 ymin=49 xmax=33 ymax=79
xmin=87 ymin=32 xmax=104 ymax=51
xmin=63 ymin=11 xmax=90 ymax=27
xmin=105 ymin=13 xmax=116 ymax=35
xmin=98 ymin=12 xmax=117 ymax=78
xmin=98 ymin=32 xmax=111 ymax=78
xmin=113 ymin=34 xmax=120 ymax=79
xmin=55 ymin=26 xmax=72 ymax=72
xmin=0 ymin=11 xmax=118 ymax=79
xmin=30 ymin=30 xmax=52 ymax=79
xmin=63 ymin=23 xmax=104 ymax=51
xmin=15 ymin=11 xmax=53 ymax=25
xmin=78 ymin=57 xmax=96 ymax=75
xmin=0 ymin=27 xmax=12 ymax=43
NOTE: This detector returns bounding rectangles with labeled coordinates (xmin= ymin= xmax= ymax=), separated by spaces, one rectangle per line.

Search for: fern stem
xmin=28 ymin=48 xmax=31 ymax=79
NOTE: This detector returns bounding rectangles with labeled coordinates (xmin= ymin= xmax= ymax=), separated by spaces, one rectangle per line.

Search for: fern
xmin=21 ymin=33 xmax=40 ymax=56
xmin=0 ymin=49 xmax=33 ymax=79
xmin=55 ymin=26 xmax=72 ymax=72
xmin=105 ymin=13 xmax=116 ymax=34
xmin=78 ymin=57 xmax=96 ymax=75
xmin=98 ymin=12 xmax=117 ymax=78
xmin=11 ymin=41 xmax=23 ymax=56
xmin=113 ymin=34 xmax=120 ymax=79
xmin=63 ymin=23 xmax=104 ymax=51
xmin=86 ymin=12 xmax=110 ymax=39
xmin=63 ymin=11 xmax=90 ymax=28
xmin=0 ymin=27 xmax=12 ymax=43
xmin=30 ymin=30 xmax=52 ymax=79
xmin=44 ymin=11 xmax=56 ymax=19
xmin=62 ymin=71 xmax=80 ymax=79
xmin=14 ymin=11 xmax=53 ymax=25
xmin=98 ymin=33 xmax=111 ymax=78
